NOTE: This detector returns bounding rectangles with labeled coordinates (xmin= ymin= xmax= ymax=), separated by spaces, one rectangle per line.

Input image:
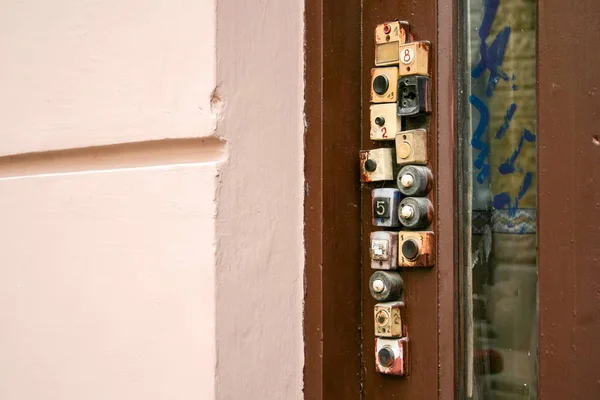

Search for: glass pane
xmin=458 ymin=0 xmax=538 ymax=399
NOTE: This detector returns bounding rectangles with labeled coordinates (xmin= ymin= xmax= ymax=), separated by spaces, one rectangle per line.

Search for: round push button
xmin=400 ymin=205 xmax=414 ymax=219
xmin=373 ymin=75 xmax=389 ymax=95
xmin=372 ymin=279 xmax=385 ymax=293
xmin=398 ymin=197 xmax=434 ymax=229
xmin=396 ymin=165 xmax=433 ymax=197
xmin=375 ymin=309 xmax=390 ymax=326
xmin=397 ymin=142 xmax=412 ymax=159
xmin=378 ymin=347 xmax=395 ymax=368
xmin=369 ymin=271 xmax=403 ymax=301
xmin=402 ymin=239 xmax=419 ymax=260
xmin=375 ymin=116 xmax=385 ymax=126
xmin=365 ymin=159 xmax=377 ymax=172
xmin=400 ymin=173 xmax=414 ymax=188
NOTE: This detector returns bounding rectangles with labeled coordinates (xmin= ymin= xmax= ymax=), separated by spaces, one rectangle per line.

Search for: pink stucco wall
xmin=0 ymin=1 xmax=303 ymax=399
xmin=215 ymin=0 xmax=304 ymax=398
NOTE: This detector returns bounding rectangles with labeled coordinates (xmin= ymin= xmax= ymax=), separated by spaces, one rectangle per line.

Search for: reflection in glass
xmin=458 ymin=0 xmax=537 ymax=399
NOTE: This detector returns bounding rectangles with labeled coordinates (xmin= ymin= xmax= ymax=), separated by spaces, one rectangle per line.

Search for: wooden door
xmin=359 ymin=2 xmax=453 ymax=399
xmin=537 ymin=0 xmax=600 ymax=398
xmin=304 ymin=0 xmax=600 ymax=399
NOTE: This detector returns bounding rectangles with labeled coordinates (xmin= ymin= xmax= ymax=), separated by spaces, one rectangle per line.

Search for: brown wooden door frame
xmin=304 ymin=0 xmax=455 ymax=398
xmin=537 ymin=0 xmax=600 ymax=398
xmin=303 ymin=0 xmax=363 ymax=398
xmin=358 ymin=2 xmax=456 ymax=400
xmin=304 ymin=0 xmax=600 ymax=399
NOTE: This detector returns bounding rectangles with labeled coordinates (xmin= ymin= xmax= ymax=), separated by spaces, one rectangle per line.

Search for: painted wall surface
xmin=215 ymin=0 xmax=304 ymax=398
xmin=0 ymin=0 xmax=303 ymax=399
xmin=0 ymin=0 xmax=217 ymax=156
xmin=0 ymin=166 xmax=218 ymax=399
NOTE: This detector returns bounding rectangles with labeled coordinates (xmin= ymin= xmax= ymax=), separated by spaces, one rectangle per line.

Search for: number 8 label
xmin=401 ymin=46 xmax=414 ymax=65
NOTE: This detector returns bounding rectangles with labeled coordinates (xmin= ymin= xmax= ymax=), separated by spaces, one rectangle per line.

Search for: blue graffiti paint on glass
xmin=471 ymin=0 xmax=511 ymax=97
xmin=469 ymin=95 xmax=491 ymax=183
xmin=495 ymin=103 xmax=517 ymax=139
xmin=462 ymin=0 xmax=539 ymax=396
xmin=492 ymin=171 xmax=534 ymax=218
xmin=469 ymin=0 xmax=537 ymax=231
xmin=498 ymin=128 xmax=536 ymax=174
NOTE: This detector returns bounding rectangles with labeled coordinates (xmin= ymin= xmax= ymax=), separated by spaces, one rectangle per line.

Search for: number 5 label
xmin=371 ymin=188 xmax=401 ymax=227
xmin=373 ymin=197 xmax=391 ymax=218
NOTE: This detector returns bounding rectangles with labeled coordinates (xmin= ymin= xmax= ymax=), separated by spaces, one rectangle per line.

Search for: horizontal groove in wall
xmin=0 ymin=137 xmax=226 ymax=179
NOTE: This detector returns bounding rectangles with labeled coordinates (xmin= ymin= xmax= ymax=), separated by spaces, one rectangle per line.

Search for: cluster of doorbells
xmin=359 ymin=21 xmax=433 ymax=376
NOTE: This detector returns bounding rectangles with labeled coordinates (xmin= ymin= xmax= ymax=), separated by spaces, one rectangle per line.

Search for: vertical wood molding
xmin=305 ymin=1 xmax=457 ymax=398
xmin=538 ymin=0 xmax=600 ymax=398
xmin=437 ymin=0 xmax=458 ymax=398
xmin=303 ymin=0 xmax=363 ymax=398
xmin=360 ymin=2 xmax=443 ymax=399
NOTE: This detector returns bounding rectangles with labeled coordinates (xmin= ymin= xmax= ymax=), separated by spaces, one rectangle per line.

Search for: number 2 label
xmin=381 ymin=127 xmax=387 ymax=139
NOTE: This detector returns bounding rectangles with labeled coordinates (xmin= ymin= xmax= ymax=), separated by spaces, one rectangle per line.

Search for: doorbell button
xmin=372 ymin=279 xmax=385 ymax=293
xmin=401 ymin=239 xmax=419 ymax=260
xmin=370 ymin=104 xmax=401 ymax=141
xmin=400 ymin=205 xmax=414 ymax=219
xmin=397 ymin=165 xmax=433 ymax=196
xmin=360 ymin=148 xmax=394 ymax=182
xmin=398 ymin=231 xmax=436 ymax=267
xmin=369 ymin=270 xmax=403 ymax=302
xmin=375 ymin=337 xmax=409 ymax=376
xmin=365 ymin=159 xmax=377 ymax=172
xmin=374 ymin=301 xmax=405 ymax=338
xmin=395 ymin=129 xmax=428 ymax=165
xmin=398 ymin=197 xmax=433 ymax=229
xmin=370 ymin=231 xmax=399 ymax=270
xmin=378 ymin=347 xmax=395 ymax=367
xmin=373 ymin=75 xmax=389 ymax=95
xmin=370 ymin=67 xmax=398 ymax=103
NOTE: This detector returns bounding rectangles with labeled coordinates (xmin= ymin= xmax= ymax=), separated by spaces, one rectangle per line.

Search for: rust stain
xmin=359 ymin=150 xmax=372 ymax=182
xmin=398 ymin=20 xmax=410 ymax=44
xmin=417 ymin=41 xmax=428 ymax=49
